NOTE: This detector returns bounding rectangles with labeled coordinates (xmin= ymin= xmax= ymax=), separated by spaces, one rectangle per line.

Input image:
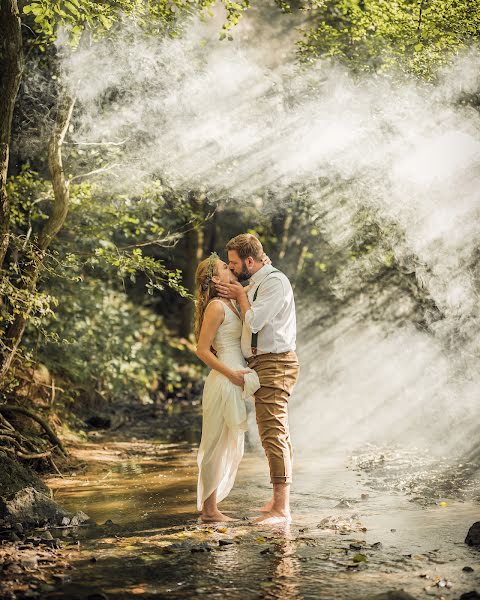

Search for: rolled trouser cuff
xmin=271 ymin=475 xmax=292 ymax=484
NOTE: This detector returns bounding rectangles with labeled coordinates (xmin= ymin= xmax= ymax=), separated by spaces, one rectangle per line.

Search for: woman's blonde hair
xmin=194 ymin=253 xmax=219 ymax=341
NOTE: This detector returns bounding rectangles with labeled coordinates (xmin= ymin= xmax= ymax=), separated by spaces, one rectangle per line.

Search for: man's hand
xmin=213 ymin=278 xmax=246 ymax=301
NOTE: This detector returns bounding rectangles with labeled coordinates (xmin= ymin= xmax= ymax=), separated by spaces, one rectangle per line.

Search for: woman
xmin=194 ymin=252 xmax=259 ymax=522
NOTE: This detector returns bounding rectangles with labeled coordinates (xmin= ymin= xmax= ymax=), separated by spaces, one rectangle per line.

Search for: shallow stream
xmin=42 ymin=411 xmax=480 ymax=600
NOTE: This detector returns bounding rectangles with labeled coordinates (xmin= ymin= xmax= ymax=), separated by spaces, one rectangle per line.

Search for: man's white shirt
xmin=240 ymin=264 xmax=297 ymax=359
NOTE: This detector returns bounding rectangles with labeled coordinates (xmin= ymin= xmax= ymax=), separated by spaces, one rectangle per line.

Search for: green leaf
xmin=64 ymin=1 xmax=80 ymax=17
xmin=98 ymin=14 xmax=112 ymax=29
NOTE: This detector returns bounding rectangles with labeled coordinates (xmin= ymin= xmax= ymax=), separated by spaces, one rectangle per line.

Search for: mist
xmin=52 ymin=8 xmax=480 ymax=469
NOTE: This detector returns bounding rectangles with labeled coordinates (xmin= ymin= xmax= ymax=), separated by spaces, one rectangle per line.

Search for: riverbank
xmin=1 ymin=407 xmax=479 ymax=600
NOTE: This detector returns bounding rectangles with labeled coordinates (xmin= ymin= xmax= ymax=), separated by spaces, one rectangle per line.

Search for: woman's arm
xmin=196 ymin=301 xmax=249 ymax=387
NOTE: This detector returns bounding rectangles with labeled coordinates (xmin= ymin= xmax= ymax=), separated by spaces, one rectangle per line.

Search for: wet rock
xmin=462 ymin=566 xmax=474 ymax=572
xmin=335 ymin=499 xmax=352 ymax=508
xmin=0 ymin=487 xmax=70 ymax=527
xmin=459 ymin=593 xmax=480 ymax=600
xmin=191 ymin=542 xmax=214 ymax=553
xmin=260 ymin=547 xmax=272 ymax=555
xmin=70 ymin=510 xmax=90 ymax=526
xmin=40 ymin=530 xmax=53 ymax=540
xmin=0 ymin=453 xmax=70 ymax=528
xmin=61 ymin=516 xmax=71 ymax=526
xmin=103 ymin=519 xmax=114 ymax=526
xmin=352 ymin=553 xmax=368 ymax=563
xmin=371 ymin=541 xmax=383 ymax=549
xmin=349 ymin=543 xmax=363 ymax=550
xmin=465 ymin=522 xmax=480 ymax=547
xmin=87 ymin=593 xmax=109 ymax=600
xmin=363 ymin=592 xmax=418 ymax=600
xmin=218 ymin=539 xmax=234 ymax=546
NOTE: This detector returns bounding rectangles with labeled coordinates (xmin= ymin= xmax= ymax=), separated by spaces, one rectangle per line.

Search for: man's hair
xmin=226 ymin=234 xmax=263 ymax=261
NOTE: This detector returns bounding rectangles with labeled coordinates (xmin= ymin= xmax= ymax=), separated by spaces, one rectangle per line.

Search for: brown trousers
xmin=246 ymin=351 xmax=299 ymax=484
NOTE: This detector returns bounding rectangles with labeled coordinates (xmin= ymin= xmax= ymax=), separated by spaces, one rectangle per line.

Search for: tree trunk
xmin=179 ymin=224 xmax=204 ymax=338
xmin=0 ymin=92 xmax=75 ymax=381
xmin=0 ymin=0 xmax=24 ymax=271
xmin=179 ymin=194 xmax=205 ymax=339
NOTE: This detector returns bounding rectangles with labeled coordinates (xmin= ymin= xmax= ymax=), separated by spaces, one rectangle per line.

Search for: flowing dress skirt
xmin=196 ymin=361 xmax=250 ymax=511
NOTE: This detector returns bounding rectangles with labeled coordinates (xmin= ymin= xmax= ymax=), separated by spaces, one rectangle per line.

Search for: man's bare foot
xmin=251 ymin=510 xmax=292 ymax=525
xmin=258 ymin=499 xmax=274 ymax=513
xmin=200 ymin=510 xmax=237 ymax=523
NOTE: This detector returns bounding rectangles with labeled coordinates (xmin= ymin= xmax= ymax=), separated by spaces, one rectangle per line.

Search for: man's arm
xmin=244 ymin=277 xmax=284 ymax=333
xmin=215 ymin=276 xmax=284 ymax=331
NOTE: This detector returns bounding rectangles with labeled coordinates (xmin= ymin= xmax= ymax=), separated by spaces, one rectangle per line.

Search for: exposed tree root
xmin=0 ymin=404 xmax=67 ymax=458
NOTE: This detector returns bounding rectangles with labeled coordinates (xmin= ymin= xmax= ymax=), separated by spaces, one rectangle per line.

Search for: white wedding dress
xmin=197 ymin=299 xmax=255 ymax=511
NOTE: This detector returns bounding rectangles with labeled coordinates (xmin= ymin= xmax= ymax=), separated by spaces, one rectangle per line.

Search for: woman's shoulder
xmin=204 ymin=298 xmax=226 ymax=318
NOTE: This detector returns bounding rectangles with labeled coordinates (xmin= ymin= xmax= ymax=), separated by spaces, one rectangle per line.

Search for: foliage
xmin=296 ymin=0 xmax=480 ymax=79
xmin=35 ymin=277 xmax=200 ymax=405
xmin=1 ymin=169 xmax=197 ymax=398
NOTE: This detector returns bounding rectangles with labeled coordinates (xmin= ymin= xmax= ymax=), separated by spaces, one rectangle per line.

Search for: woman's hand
xmin=228 ymin=369 xmax=250 ymax=387
xmin=261 ymin=252 xmax=272 ymax=265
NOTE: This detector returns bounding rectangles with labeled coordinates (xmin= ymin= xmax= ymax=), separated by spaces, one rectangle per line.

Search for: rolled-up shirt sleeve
xmin=245 ymin=278 xmax=284 ymax=334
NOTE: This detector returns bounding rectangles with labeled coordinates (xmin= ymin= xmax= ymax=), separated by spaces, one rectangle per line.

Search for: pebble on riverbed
xmin=465 ymin=522 xmax=480 ymax=547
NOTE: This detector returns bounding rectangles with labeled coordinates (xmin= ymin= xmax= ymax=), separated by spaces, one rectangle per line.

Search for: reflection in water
xmin=269 ymin=528 xmax=302 ymax=600
xmin=43 ymin=422 xmax=480 ymax=600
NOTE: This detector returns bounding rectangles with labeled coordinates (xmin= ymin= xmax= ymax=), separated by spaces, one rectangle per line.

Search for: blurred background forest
xmin=1 ymin=0 xmax=479 ymax=474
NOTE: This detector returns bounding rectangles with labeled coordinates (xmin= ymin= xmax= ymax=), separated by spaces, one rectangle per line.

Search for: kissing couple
xmin=194 ymin=233 xmax=300 ymax=525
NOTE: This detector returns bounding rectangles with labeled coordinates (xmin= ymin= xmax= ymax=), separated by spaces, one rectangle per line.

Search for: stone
xmin=465 ymin=522 xmax=480 ymax=547
xmin=70 ymin=510 xmax=90 ymax=526
xmin=459 ymin=593 xmax=480 ymax=600
xmin=20 ymin=555 xmax=39 ymax=569
xmin=0 ymin=487 xmax=71 ymax=527
xmin=218 ymin=539 xmax=234 ymax=546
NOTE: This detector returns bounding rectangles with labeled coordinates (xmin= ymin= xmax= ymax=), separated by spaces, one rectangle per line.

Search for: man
xmin=214 ymin=233 xmax=299 ymax=525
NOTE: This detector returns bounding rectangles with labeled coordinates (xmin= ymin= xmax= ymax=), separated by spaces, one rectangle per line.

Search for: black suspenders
xmin=250 ymin=270 xmax=280 ymax=356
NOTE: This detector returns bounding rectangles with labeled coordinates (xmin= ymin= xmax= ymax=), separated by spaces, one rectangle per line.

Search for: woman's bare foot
xmin=200 ymin=510 xmax=237 ymax=523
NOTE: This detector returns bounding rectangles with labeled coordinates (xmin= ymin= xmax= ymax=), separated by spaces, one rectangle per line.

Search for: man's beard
xmin=236 ymin=261 xmax=251 ymax=282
